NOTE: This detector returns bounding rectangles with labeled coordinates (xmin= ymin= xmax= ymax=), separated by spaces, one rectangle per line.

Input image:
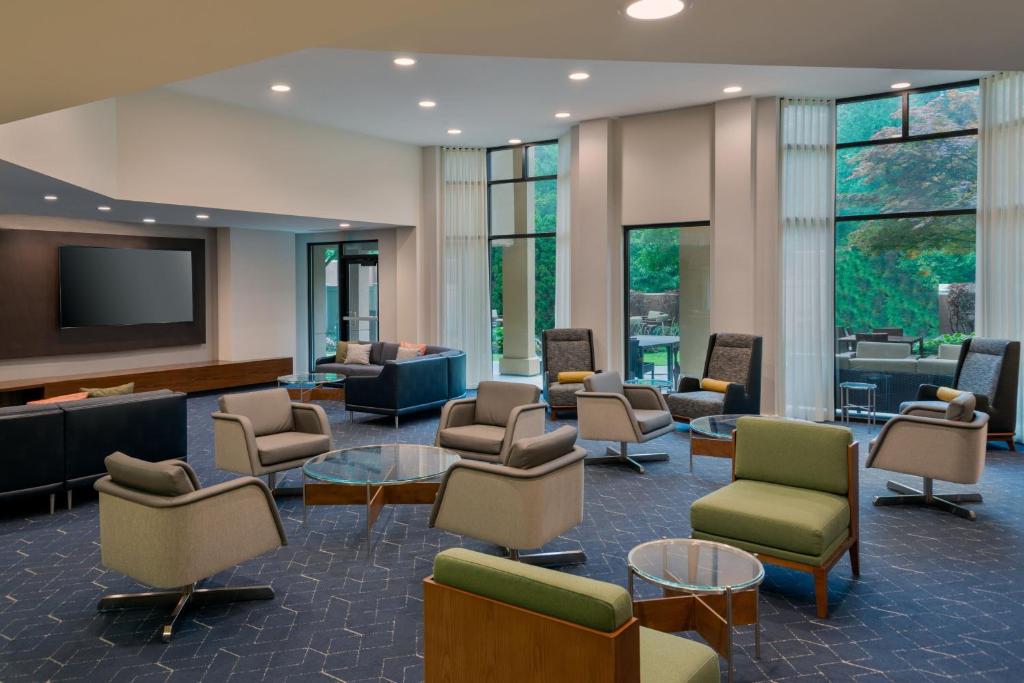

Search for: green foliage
xmin=922 ymin=331 xmax=974 ymax=357
xmin=628 ymin=228 xmax=680 ymax=293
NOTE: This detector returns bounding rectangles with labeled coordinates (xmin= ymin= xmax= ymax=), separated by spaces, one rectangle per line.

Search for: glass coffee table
xmin=628 ymin=539 xmax=764 ymax=683
xmin=278 ymin=372 xmax=345 ymax=402
xmin=689 ymin=414 xmax=799 ymax=472
xmin=302 ymin=444 xmax=460 ymax=551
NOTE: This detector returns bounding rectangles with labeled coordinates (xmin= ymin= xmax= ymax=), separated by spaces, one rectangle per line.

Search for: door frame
xmin=306 ymin=240 xmax=380 ymax=369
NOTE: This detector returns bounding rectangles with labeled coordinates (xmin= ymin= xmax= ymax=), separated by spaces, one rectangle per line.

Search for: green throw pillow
xmin=81 ymin=382 xmax=135 ymax=398
xmin=335 ymin=341 xmax=349 ymax=364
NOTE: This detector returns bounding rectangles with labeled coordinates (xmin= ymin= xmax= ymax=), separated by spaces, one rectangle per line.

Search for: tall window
xmin=487 ymin=141 xmax=557 ymax=384
xmin=834 ymin=81 xmax=979 ymax=414
xmin=623 ymin=223 xmax=711 ymax=389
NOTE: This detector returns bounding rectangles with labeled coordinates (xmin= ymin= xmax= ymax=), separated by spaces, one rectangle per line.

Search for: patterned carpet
xmin=1 ymin=389 xmax=1023 ymax=682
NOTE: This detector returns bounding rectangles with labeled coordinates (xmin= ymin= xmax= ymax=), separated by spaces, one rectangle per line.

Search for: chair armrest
xmin=677 ymin=376 xmax=701 ymax=393
xmin=438 ymin=399 xmax=477 ymax=433
xmin=576 ymin=392 xmax=642 ymax=442
xmin=916 ymin=384 xmax=941 ymax=400
xmin=721 ymin=382 xmax=757 ymax=414
xmin=866 ymin=413 xmax=989 ymax=482
xmin=314 ymin=355 xmax=335 ymax=368
xmin=500 ymin=403 xmax=547 ymax=455
xmin=212 ymin=412 xmax=261 ymax=476
xmin=623 ymin=384 xmax=668 ymax=411
xmin=292 ymin=403 xmax=332 ymax=445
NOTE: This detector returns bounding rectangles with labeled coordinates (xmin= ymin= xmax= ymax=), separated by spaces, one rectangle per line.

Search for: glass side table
xmin=839 ymin=381 xmax=877 ymax=424
xmin=628 ymin=538 xmax=765 ymax=683
xmin=689 ymin=414 xmax=801 ymax=472
xmin=277 ymin=372 xmax=344 ymax=402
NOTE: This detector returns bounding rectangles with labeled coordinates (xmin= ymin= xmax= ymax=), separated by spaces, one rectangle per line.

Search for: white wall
xmin=0 ymin=214 xmax=217 ymax=381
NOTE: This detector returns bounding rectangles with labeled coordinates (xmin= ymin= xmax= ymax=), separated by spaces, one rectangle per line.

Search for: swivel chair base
xmin=98 ymin=582 xmax=275 ymax=642
xmin=506 ymin=547 xmax=587 ymax=568
xmin=874 ymin=478 xmax=982 ymax=521
xmin=585 ymin=442 xmax=669 ymax=474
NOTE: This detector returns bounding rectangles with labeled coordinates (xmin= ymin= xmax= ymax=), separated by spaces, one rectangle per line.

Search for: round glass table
xmin=302 ymin=444 xmax=460 ymax=550
xmin=628 ymin=539 xmax=764 ymax=682
xmin=688 ymin=414 xmax=799 ymax=471
xmin=277 ymin=372 xmax=345 ymax=401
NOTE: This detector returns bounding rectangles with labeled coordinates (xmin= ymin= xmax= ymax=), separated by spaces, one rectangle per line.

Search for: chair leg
xmin=266 ymin=472 xmax=303 ymax=498
xmin=49 ymin=493 xmax=55 ymax=515
xmin=848 ymin=541 xmax=860 ymax=577
xmin=584 ymin=442 xmax=669 ymax=474
xmin=813 ymin=568 xmax=829 ymax=619
xmin=66 ymin=490 xmax=72 ymax=510
xmin=874 ymin=478 xmax=981 ymax=521
xmin=98 ymin=583 xmax=275 ymax=642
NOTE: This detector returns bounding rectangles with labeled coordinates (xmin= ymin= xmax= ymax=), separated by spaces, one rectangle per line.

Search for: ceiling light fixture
xmin=196 ymin=213 xmax=210 ymax=220
xmin=554 ymin=112 xmax=571 ymax=119
xmin=569 ymin=71 xmax=590 ymax=81
xmin=447 ymin=128 xmax=462 ymax=135
xmin=418 ymin=100 xmax=437 ymax=108
xmin=339 ymin=222 xmax=351 ymax=228
xmin=625 ymin=0 xmax=685 ymax=20
xmin=142 ymin=218 xmax=156 ymax=223
xmin=43 ymin=194 xmax=58 ymax=201
xmin=890 ymin=81 xmax=911 ymax=90
xmin=270 ymin=83 xmax=291 ymax=93
xmin=508 ymin=138 xmax=523 ymax=145
xmin=723 ymin=85 xmax=743 ymax=93
xmin=393 ymin=56 xmax=416 ymax=66
xmin=97 ymin=205 xmax=111 ymax=211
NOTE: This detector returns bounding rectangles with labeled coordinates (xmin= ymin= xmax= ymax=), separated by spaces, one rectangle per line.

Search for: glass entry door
xmin=308 ymin=241 xmax=379 ymax=367
xmin=340 ymin=256 xmax=379 ymax=342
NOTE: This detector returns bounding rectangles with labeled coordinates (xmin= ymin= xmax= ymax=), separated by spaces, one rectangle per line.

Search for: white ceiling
xmin=0 ymin=161 xmax=395 ymax=233
xmin=169 ymin=49 xmax=985 ymax=147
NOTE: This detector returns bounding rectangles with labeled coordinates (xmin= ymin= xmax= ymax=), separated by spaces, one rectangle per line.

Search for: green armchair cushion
xmin=691 ymin=480 xmax=850 ymax=558
xmin=640 ymin=627 xmax=721 ymax=683
xmin=432 ymin=548 xmax=632 ymax=632
xmin=734 ymin=417 xmax=852 ymax=495
xmin=692 ymin=529 xmax=850 ymax=568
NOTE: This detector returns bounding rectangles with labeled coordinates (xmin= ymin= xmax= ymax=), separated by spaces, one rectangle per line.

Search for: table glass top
xmin=303 ymin=443 xmax=460 ymax=485
xmin=839 ymin=381 xmax=877 ymax=390
xmin=278 ymin=372 xmax=343 ymax=386
xmin=628 ymin=539 xmax=764 ymax=593
xmin=689 ymin=414 xmax=801 ymax=440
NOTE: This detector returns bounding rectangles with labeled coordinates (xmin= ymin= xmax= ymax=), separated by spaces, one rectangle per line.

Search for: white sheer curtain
xmin=555 ymin=132 xmax=573 ymax=327
xmin=778 ymin=98 xmax=836 ymax=421
xmin=977 ymin=71 xmax=1024 ymax=441
xmin=440 ymin=147 xmax=492 ymax=387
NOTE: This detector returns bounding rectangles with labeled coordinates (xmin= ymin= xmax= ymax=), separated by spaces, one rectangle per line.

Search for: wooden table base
xmin=303 ymin=481 xmax=440 ymax=550
xmin=689 ymin=436 xmax=734 ymax=471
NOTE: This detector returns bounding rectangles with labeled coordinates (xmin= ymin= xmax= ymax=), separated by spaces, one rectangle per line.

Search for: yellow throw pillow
xmin=936 ymin=386 xmax=962 ymax=402
xmin=557 ymin=371 xmax=594 ymax=384
xmin=335 ymin=341 xmax=349 ymax=364
xmin=80 ymin=382 xmax=135 ymax=398
xmin=700 ymin=378 xmax=731 ymax=393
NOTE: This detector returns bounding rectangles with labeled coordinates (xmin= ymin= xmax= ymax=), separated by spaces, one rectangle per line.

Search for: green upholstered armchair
xmin=690 ymin=418 xmax=859 ymax=619
xmin=424 ymin=548 xmax=720 ymax=683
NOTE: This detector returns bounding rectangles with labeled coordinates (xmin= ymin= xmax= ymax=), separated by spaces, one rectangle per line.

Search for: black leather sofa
xmin=315 ymin=342 xmax=467 ymax=425
xmin=0 ymin=389 xmax=187 ymax=511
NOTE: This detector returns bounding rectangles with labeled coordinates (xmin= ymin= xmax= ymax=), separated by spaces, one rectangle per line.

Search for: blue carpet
xmin=1 ymin=389 xmax=1023 ymax=682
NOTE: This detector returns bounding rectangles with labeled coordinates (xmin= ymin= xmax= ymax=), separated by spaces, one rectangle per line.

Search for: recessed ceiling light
xmin=142 ymin=218 xmax=156 ymax=223
xmin=569 ymin=71 xmax=590 ymax=81
xmin=97 ymin=205 xmax=111 ymax=211
xmin=339 ymin=222 xmax=351 ymax=228
xmin=625 ymin=0 xmax=685 ymax=20
xmin=723 ymin=85 xmax=743 ymax=93
xmin=393 ymin=56 xmax=416 ymax=67
xmin=555 ymin=112 xmax=571 ymax=119
xmin=270 ymin=83 xmax=291 ymax=93
xmin=891 ymin=82 xmax=911 ymax=90
xmin=196 ymin=213 xmax=210 ymax=220
xmin=447 ymin=128 xmax=462 ymax=135
xmin=419 ymin=100 xmax=437 ymax=108
xmin=43 ymin=194 xmax=58 ymax=201
xmin=508 ymin=138 xmax=523 ymax=145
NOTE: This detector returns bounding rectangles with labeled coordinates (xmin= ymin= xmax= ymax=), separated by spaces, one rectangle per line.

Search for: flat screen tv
xmin=58 ymin=246 xmax=195 ymax=327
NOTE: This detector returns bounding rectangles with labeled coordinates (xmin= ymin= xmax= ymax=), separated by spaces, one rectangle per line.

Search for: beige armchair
xmin=431 ymin=426 xmax=586 ymax=566
xmin=213 ymin=388 xmax=332 ymax=495
xmin=576 ymin=371 xmax=674 ymax=473
xmin=435 ymin=381 xmax=545 ymax=463
xmin=867 ymin=392 xmax=990 ymax=520
xmin=94 ymin=452 xmax=287 ymax=641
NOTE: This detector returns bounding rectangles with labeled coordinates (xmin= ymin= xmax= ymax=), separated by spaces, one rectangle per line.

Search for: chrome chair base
xmin=874 ymin=479 xmax=982 ymax=521
xmin=98 ymin=583 xmax=275 ymax=642
xmin=584 ymin=443 xmax=669 ymax=474
xmin=507 ymin=548 xmax=587 ymax=567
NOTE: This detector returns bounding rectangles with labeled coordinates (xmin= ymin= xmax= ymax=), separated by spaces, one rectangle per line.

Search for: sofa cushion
xmin=916 ymin=357 xmax=958 ymax=375
xmin=334 ymin=340 xmax=349 ymax=363
xmin=849 ymin=357 xmax=918 ymax=373
xmin=396 ymin=346 xmax=421 ymax=361
xmin=219 ymin=388 xmax=294 ymax=436
xmin=433 ymin=548 xmax=633 ymax=632
xmin=104 ymin=451 xmax=195 ymax=496
xmin=699 ymin=378 xmax=730 ymax=393
xmin=734 ymin=417 xmax=852 ymax=495
xmin=666 ymin=391 xmax=723 ymax=419
xmin=855 ymin=341 xmax=912 ymax=359
xmin=547 ymin=382 xmax=584 ymax=407
xmin=346 ymin=343 xmax=372 ymax=365
xmin=316 ymin=362 xmax=383 ymax=377
xmin=380 ymin=342 xmax=400 ymax=363
xmin=28 ymin=391 xmax=90 ymax=405
xmin=437 ymin=424 xmax=506 ymax=455
xmin=545 ymin=339 xmax=594 ymax=377
xmin=80 ymin=381 xmax=134 ymax=398
xmin=505 ymin=426 xmax=577 ymax=468
xmin=691 ymin=479 xmax=850 ymax=558
xmin=707 ymin=335 xmax=754 ymax=385
xmin=557 ymin=370 xmax=594 ymax=384
xmin=475 ymin=381 xmax=540 ymax=427
xmin=633 ymin=409 xmax=672 ymax=433
xmin=369 ymin=341 xmax=386 ymax=365
xmin=640 ymin=627 xmax=720 ymax=683
xmin=255 ymin=431 xmax=331 ymax=466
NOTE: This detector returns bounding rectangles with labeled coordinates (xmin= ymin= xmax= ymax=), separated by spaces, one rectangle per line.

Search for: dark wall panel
xmin=0 ymin=229 xmax=206 ymax=360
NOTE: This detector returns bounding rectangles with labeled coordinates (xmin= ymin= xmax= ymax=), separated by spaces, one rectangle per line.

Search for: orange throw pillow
xmin=28 ymin=391 xmax=89 ymax=405
xmin=400 ymin=341 xmax=427 ymax=356
xmin=700 ymin=378 xmax=731 ymax=393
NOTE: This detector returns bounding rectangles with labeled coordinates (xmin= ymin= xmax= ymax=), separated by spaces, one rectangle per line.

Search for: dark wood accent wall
xmin=0 ymin=357 xmax=293 ymax=404
xmin=0 ymin=229 xmax=206 ymax=360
